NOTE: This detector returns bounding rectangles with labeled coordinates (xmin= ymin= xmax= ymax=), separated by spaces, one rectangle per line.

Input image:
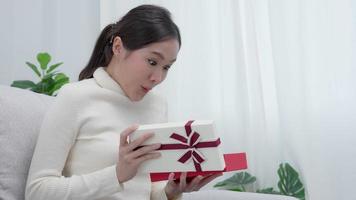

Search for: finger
xmin=179 ymin=172 xmax=187 ymax=191
xmin=135 ymin=152 xmax=161 ymax=164
xmin=167 ymin=172 xmax=176 ymax=186
xmin=126 ymin=143 xmax=161 ymax=159
xmin=196 ymin=173 xmax=223 ymax=190
xmin=127 ymin=132 xmax=155 ymax=151
xmin=186 ymin=175 xmax=203 ymax=192
xmin=120 ymin=124 xmax=139 ymax=146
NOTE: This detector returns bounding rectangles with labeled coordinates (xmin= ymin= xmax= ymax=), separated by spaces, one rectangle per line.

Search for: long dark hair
xmin=79 ymin=4 xmax=181 ymax=80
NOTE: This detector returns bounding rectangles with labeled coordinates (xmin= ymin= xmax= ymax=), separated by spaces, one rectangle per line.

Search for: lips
xmin=141 ymin=86 xmax=152 ymax=93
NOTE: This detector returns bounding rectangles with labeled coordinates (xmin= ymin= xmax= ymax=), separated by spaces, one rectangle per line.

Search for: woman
xmin=26 ymin=4 xmax=220 ymax=200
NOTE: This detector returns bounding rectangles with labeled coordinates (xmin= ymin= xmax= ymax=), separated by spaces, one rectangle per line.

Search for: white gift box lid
xmin=130 ymin=120 xmax=225 ymax=173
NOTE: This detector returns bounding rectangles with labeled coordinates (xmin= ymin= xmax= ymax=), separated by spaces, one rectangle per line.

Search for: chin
xmin=129 ymin=94 xmax=145 ymax=102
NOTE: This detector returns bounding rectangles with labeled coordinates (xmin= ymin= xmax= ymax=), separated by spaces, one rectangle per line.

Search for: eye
xmin=163 ymin=65 xmax=171 ymax=71
xmin=148 ymin=59 xmax=157 ymax=66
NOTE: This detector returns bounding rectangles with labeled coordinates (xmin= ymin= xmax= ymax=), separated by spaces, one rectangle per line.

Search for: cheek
xmin=163 ymin=70 xmax=169 ymax=78
xmin=162 ymin=72 xmax=168 ymax=82
xmin=130 ymin=63 xmax=151 ymax=83
xmin=124 ymin=58 xmax=145 ymax=74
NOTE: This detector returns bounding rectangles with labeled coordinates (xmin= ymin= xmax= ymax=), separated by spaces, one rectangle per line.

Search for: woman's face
xmin=106 ymin=37 xmax=179 ymax=101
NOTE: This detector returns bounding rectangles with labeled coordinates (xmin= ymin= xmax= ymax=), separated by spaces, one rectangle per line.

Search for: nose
xmin=150 ymin=68 xmax=164 ymax=84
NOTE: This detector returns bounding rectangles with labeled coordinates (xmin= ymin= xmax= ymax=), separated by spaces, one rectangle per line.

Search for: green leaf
xmin=11 ymin=80 xmax=36 ymax=89
xmin=54 ymin=73 xmax=68 ymax=81
xmin=37 ymin=52 xmax=51 ymax=70
xmin=230 ymin=172 xmax=256 ymax=185
xmin=257 ymin=187 xmax=281 ymax=194
xmin=277 ymin=163 xmax=305 ymax=200
xmin=42 ymin=71 xmax=59 ymax=80
xmin=25 ymin=62 xmax=41 ymax=77
xmin=215 ymin=184 xmax=245 ymax=192
xmin=31 ymin=77 xmax=55 ymax=95
xmin=214 ymin=182 xmax=227 ymax=187
xmin=226 ymin=187 xmax=244 ymax=192
xmin=213 ymin=172 xmax=256 ymax=192
xmin=48 ymin=74 xmax=69 ymax=95
xmin=31 ymin=83 xmax=43 ymax=93
xmin=46 ymin=62 xmax=63 ymax=73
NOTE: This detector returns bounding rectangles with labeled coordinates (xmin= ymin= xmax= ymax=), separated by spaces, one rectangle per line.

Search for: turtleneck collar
xmin=93 ymin=67 xmax=126 ymax=96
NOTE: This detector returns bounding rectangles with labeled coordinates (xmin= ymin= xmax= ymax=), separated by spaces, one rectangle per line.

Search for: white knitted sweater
xmin=26 ymin=67 xmax=172 ymax=200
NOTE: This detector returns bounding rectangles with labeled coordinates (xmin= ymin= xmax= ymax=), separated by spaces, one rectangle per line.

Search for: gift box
xmin=130 ymin=120 xmax=226 ymax=173
xmin=150 ymin=152 xmax=248 ymax=182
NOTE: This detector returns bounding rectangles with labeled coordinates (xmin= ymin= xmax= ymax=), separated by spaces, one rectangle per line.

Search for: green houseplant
xmin=11 ymin=52 xmax=70 ymax=96
xmin=214 ymin=163 xmax=305 ymax=200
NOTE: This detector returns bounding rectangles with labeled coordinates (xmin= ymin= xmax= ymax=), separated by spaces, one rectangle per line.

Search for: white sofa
xmin=0 ymin=85 xmax=298 ymax=200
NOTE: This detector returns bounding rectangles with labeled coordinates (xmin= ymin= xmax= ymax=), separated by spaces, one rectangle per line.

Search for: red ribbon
xmin=158 ymin=120 xmax=221 ymax=172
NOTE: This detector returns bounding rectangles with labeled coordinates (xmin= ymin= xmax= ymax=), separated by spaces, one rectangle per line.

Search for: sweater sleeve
xmin=25 ymin=85 xmax=124 ymax=200
xmin=150 ymin=181 xmax=182 ymax=200
xmin=151 ymin=181 xmax=168 ymax=200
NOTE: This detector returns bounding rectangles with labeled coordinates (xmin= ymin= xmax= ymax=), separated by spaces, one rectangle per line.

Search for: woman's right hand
xmin=116 ymin=124 xmax=161 ymax=183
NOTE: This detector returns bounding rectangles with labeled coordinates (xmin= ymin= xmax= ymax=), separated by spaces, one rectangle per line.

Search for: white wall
xmin=0 ymin=0 xmax=101 ymax=85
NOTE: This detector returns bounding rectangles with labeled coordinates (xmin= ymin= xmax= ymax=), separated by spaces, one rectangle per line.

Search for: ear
xmin=112 ymin=36 xmax=123 ymax=56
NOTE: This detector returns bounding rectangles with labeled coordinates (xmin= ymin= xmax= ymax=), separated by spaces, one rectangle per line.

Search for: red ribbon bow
xmin=158 ymin=120 xmax=221 ymax=171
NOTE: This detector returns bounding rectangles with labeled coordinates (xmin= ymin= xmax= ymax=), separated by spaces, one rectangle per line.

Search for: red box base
xmin=150 ymin=152 xmax=247 ymax=182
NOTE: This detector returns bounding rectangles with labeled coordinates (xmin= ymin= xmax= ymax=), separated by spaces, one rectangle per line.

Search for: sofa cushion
xmin=0 ymin=85 xmax=53 ymax=200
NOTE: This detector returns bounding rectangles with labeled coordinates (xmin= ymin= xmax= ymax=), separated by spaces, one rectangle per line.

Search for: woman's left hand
xmin=164 ymin=172 xmax=222 ymax=200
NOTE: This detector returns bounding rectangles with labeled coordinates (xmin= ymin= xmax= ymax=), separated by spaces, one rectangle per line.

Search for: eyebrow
xmin=151 ymin=51 xmax=176 ymax=63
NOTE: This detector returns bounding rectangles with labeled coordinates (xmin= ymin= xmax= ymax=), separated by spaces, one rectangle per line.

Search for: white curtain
xmin=0 ymin=0 xmax=101 ymax=85
xmin=101 ymin=1 xmax=356 ymax=199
